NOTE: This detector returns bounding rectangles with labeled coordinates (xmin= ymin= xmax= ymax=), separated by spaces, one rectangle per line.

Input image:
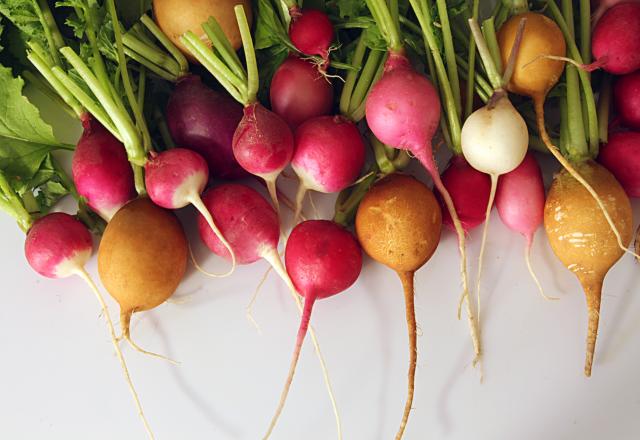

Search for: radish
xmin=270 ymin=56 xmax=334 ymax=129
xmin=145 ymin=148 xmax=236 ymax=275
xmin=613 ymin=72 xmax=640 ymax=130
xmin=356 ymin=173 xmax=442 ymax=439
xmin=181 ymin=6 xmax=294 ymax=214
xmin=292 ymin=115 xmax=366 ymax=222
xmin=438 ymin=156 xmax=491 ymax=233
xmin=592 ymin=0 xmax=640 ymax=25
xmin=495 ymin=153 xmax=554 ymax=300
xmin=72 ymin=117 xmax=136 ymax=221
xmin=366 ymin=0 xmax=480 ymax=362
xmin=197 ymin=184 xmax=344 ymax=438
xmin=264 ymin=220 xmax=362 ymax=438
xmin=25 ymin=212 xmax=154 ymax=437
xmin=288 ymin=7 xmax=334 ymax=67
xmin=597 ymin=131 xmax=640 ymax=197
xmin=592 ymin=2 xmax=640 ymax=74
xmin=166 ymin=75 xmax=245 ymax=179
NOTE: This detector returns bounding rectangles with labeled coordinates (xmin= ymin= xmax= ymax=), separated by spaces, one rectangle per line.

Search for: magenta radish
xmin=592 ymin=0 xmax=640 ymax=25
xmin=598 ymin=131 xmax=640 ymax=197
xmin=438 ymin=155 xmax=491 ymax=233
xmin=145 ymin=148 xmax=236 ymax=275
xmin=264 ymin=220 xmax=362 ymax=438
xmin=166 ymin=75 xmax=245 ymax=179
xmin=270 ymin=56 xmax=334 ymax=129
xmin=592 ymin=2 xmax=640 ymax=74
xmin=25 ymin=212 xmax=153 ymax=437
xmin=288 ymin=8 xmax=334 ymax=66
xmin=613 ymin=72 xmax=640 ymax=130
xmin=292 ymin=115 xmax=366 ymax=222
xmin=181 ymin=6 xmax=293 ymax=214
xmin=197 ymin=184 xmax=343 ymax=437
xmin=72 ymin=118 xmax=135 ymax=221
xmin=495 ymin=153 xmax=554 ymax=300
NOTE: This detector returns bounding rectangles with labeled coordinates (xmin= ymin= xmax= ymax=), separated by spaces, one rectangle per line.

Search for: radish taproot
xmin=181 ymin=6 xmax=293 ymax=214
xmin=264 ymin=220 xmax=362 ymax=438
xmin=597 ymin=131 xmax=640 ymax=197
xmin=356 ymin=173 xmax=442 ymax=439
xmin=495 ymin=153 xmax=554 ymax=300
xmin=25 ymin=213 xmax=154 ymax=438
xmin=544 ymin=161 xmax=633 ymax=376
xmin=197 ymin=184 xmax=343 ymax=438
xmin=592 ymin=1 xmax=640 ymax=74
xmin=145 ymin=148 xmax=236 ymax=276
xmin=613 ymin=72 xmax=640 ymax=130
xmin=98 ymin=198 xmax=187 ymax=360
xmin=292 ymin=115 xmax=366 ymax=222
xmin=166 ymin=75 xmax=245 ymax=180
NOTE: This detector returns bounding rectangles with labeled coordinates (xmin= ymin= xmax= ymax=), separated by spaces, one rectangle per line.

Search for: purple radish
xmin=288 ymin=8 xmax=334 ymax=67
xmin=72 ymin=117 xmax=136 ymax=221
xmin=270 ymin=56 xmax=334 ymax=129
xmin=166 ymin=75 xmax=245 ymax=180
xmin=197 ymin=184 xmax=344 ymax=437
xmin=598 ymin=130 xmax=640 ymax=197
xmin=495 ymin=153 xmax=555 ymax=300
xmin=292 ymin=115 xmax=366 ymax=222
xmin=264 ymin=220 xmax=362 ymax=438
xmin=25 ymin=212 xmax=153 ymax=437
xmin=145 ymin=148 xmax=236 ymax=275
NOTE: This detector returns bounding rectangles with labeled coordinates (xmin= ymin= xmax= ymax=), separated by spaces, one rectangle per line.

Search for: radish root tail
xmin=189 ymin=194 xmax=237 ymax=277
xmin=524 ymin=235 xmax=558 ymax=301
xmin=308 ymin=191 xmax=320 ymax=220
xmin=75 ymin=268 xmax=155 ymax=440
xmin=396 ymin=271 xmax=417 ymax=440
xmin=246 ymin=266 xmax=273 ymax=334
xmin=265 ymin=177 xmax=281 ymax=219
xmin=534 ymin=97 xmax=640 ymax=260
xmin=582 ymin=277 xmax=603 ymax=377
xmin=120 ymin=309 xmax=179 ymax=365
xmin=294 ymin=183 xmax=307 ymax=225
xmin=475 ymin=175 xmax=497 ymax=327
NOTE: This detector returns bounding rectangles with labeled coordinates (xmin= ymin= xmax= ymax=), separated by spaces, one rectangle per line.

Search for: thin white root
xmin=124 ymin=334 xmax=180 ymax=365
xmin=475 ymin=175 xmax=498 ymax=326
xmin=119 ymin=309 xmax=179 ymax=365
xmin=189 ymin=195 xmax=236 ymax=277
xmin=188 ymin=244 xmax=233 ymax=279
xmin=75 ymin=268 xmax=155 ymax=440
xmin=524 ymin=235 xmax=558 ymax=301
xmin=308 ymin=191 xmax=320 ymax=220
xmin=294 ymin=183 xmax=307 ymax=226
xmin=246 ymin=266 xmax=273 ymax=334
xmin=263 ymin=249 xmax=343 ymax=440
xmin=265 ymin=177 xmax=281 ymax=219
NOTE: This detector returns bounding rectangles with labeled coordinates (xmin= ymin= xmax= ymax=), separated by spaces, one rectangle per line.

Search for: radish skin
xmin=597 ymin=131 xmax=640 ymax=197
xmin=592 ymin=2 xmax=640 ymax=74
xmin=613 ymin=72 xmax=640 ymax=130
xmin=288 ymin=8 xmax=334 ymax=66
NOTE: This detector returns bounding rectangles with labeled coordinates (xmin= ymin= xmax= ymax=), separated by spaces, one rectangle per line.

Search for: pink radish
xmin=145 ymin=148 xmax=236 ymax=275
xmin=495 ymin=153 xmax=554 ymax=300
xmin=197 ymin=184 xmax=344 ymax=437
xmin=598 ymin=130 xmax=640 ymax=197
xmin=270 ymin=56 xmax=334 ymax=129
xmin=438 ymin=155 xmax=491 ymax=233
xmin=72 ymin=117 xmax=135 ymax=221
xmin=592 ymin=0 xmax=640 ymax=25
xmin=288 ymin=8 xmax=334 ymax=67
xmin=613 ymin=71 xmax=640 ymax=130
xmin=292 ymin=115 xmax=366 ymax=222
xmin=25 ymin=212 xmax=153 ymax=437
xmin=181 ymin=6 xmax=293 ymax=214
xmin=592 ymin=2 xmax=640 ymax=74
xmin=166 ymin=75 xmax=245 ymax=180
xmin=264 ymin=219 xmax=362 ymax=438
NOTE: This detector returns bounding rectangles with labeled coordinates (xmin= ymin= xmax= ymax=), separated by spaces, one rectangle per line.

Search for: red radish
xmin=198 ymin=186 xmax=345 ymax=437
xmin=438 ymin=155 xmax=491 ymax=232
xmin=166 ymin=75 xmax=245 ymax=180
xmin=264 ymin=220 xmax=362 ymax=438
xmin=25 ymin=212 xmax=153 ymax=437
xmin=592 ymin=0 xmax=640 ymax=25
xmin=292 ymin=115 xmax=366 ymax=221
xmin=592 ymin=2 xmax=640 ymax=74
xmin=270 ymin=56 xmax=334 ymax=129
xmin=145 ymin=148 xmax=236 ymax=275
xmin=613 ymin=72 xmax=640 ymax=130
xmin=495 ymin=153 xmax=554 ymax=300
xmin=72 ymin=118 xmax=135 ymax=221
xmin=288 ymin=8 xmax=334 ymax=66
xmin=598 ymin=131 xmax=640 ymax=197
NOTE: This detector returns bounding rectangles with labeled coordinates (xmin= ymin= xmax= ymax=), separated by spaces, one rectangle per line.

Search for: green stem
xmin=122 ymin=33 xmax=181 ymax=76
xmin=123 ymin=47 xmax=178 ymax=82
xmin=371 ymin=135 xmax=396 ymax=174
xmin=140 ymin=14 xmax=189 ymax=76
xmin=365 ymin=0 xmax=403 ymax=52
xmin=133 ymin=165 xmax=146 ymax=196
xmin=481 ymin=17 xmax=503 ymax=78
xmin=436 ymin=0 xmax=461 ymax=119
xmin=34 ymin=0 xmax=64 ymax=66
xmin=333 ymin=166 xmax=377 ymax=227
xmin=597 ymin=74 xmax=612 ymax=145
xmin=579 ymin=0 xmax=591 ymax=64
xmin=0 ymin=171 xmax=32 ymax=232
xmin=21 ymin=66 xmax=80 ymax=119
xmin=507 ymin=0 xmax=529 ymax=14
xmin=456 ymin=55 xmax=493 ymax=98
xmin=235 ymin=6 xmax=259 ymax=103
xmin=349 ymin=55 xmax=386 ymax=123
xmin=559 ymin=93 xmax=569 ymax=157
xmin=203 ymin=18 xmax=246 ymax=82
xmin=349 ymin=50 xmax=383 ymax=116
xmin=137 ymin=68 xmax=147 ymax=118
xmin=469 ymin=19 xmax=502 ymax=91
xmin=154 ymin=108 xmax=175 ymax=149
xmin=465 ymin=0 xmax=480 ymax=119
xmin=340 ymin=36 xmax=367 ymax=116
xmin=81 ymin=4 xmax=112 ymax=97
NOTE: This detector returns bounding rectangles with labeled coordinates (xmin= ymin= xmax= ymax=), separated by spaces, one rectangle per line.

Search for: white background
xmin=1 ymin=82 xmax=640 ymax=439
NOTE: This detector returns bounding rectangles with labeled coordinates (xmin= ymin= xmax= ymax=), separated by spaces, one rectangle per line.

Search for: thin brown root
xmin=475 ymin=175 xmax=498 ymax=326
xmin=524 ymin=235 xmax=558 ymax=301
xmin=189 ymin=195 xmax=236 ymax=277
xmin=583 ymin=279 xmax=603 ymax=377
xmin=523 ymin=55 xmax=605 ymax=72
xmin=75 ymin=268 xmax=155 ymax=440
xmin=246 ymin=266 xmax=273 ymax=334
xmin=534 ymin=98 xmax=640 ymax=261
xmin=501 ymin=17 xmax=527 ymax=86
xmin=396 ymin=271 xmax=417 ymax=440
xmin=120 ymin=309 xmax=179 ymax=365
xmin=263 ymin=248 xmax=342 ymax=440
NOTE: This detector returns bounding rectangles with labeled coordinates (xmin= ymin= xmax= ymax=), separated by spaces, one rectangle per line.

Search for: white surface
xmin=1 ymin=91 xmax=640 ymax=440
